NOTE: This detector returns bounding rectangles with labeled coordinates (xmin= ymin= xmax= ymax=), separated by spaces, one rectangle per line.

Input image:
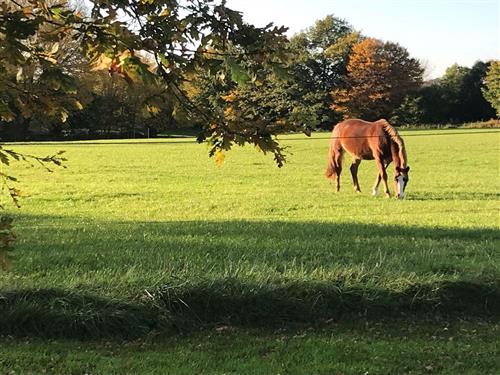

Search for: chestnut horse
xmin=325 ymin=119 xmax=410 ymax=199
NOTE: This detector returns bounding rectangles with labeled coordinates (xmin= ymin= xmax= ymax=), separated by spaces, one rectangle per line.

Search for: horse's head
xmin=395 ymin=166 xmax=410 ymax=199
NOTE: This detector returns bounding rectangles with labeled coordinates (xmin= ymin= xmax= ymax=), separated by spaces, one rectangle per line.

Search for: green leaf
xmin=49 ymin=5 xmax=65 ymax=20
xmin=121 ymin=56 xmax=157 ymax=84
xmin=270 ymin=63 xmax=292 ymax=81
xmin=227 ymin=57 xmax=251 ymax=86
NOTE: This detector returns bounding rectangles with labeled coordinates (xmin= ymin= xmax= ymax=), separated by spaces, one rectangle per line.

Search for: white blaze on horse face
xmin=396 ymin=175 xmax=406 ymax=199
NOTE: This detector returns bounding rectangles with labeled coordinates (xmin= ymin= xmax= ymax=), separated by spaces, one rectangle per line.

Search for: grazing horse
xmin=325 ymin=118 xmax=410 ymax=199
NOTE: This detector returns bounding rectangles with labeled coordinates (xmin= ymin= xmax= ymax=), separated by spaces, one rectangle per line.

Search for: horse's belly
xmin=343 ymin=142 xmax=374 ymax=160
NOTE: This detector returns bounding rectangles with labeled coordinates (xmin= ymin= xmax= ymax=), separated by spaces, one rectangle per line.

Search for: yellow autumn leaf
xmin=223 ymin=107 xmax=234 ymax=117
xmin=221 ymin=92 xmax=237 ymax=102
xmin=50 ymin=42 xmax=59 ymax=55
xmin=0 ymin=112 xmax=15 ymax=122
xmin=75 ymin=100 xmax=83 ymax=110
xmin=91 ymin=54 xmax=113 ymax=71
xmin=148 ymin=105 xmax=160 ymax=115
xmin=118 ymin=50 xmax=132 ymax=61
xmin=215 ymin=150 xmax=225 ymax=167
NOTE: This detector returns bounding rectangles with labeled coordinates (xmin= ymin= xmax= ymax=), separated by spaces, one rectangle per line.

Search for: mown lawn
xmin=0 ymin=129 xmax=499 ymax=374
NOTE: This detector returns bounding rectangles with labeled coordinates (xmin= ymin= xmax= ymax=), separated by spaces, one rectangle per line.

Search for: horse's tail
xmin=325 ymin=151 xmax=335 ymax=178
xmin=325 ymin=139 xmax=341 ymax=178
xmin=377 ymin=119 xmax=407 ymax=167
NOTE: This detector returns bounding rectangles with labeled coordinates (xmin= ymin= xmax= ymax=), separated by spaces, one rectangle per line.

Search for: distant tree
xmin=482 ymin=60 xmax=500 ymax=117
xmin=459 ymin=61 xmax=496 ymax=122
xmin=291 ymin=15 xmax=356 ymax=91
xmin=289 ymin=15 xmax=359 ymax=128
xmin=331 ymin=38 xmax=423 ymax=120
xmin=418 ymin=62 xmax=496 ymax=124
xmin=65 ymin=69 xmax=177 ymax=139
xmin=440 ymin=64 xmax=471 ymax=122
xmin=418 ymin=83 xmax=449 ymax=123
xmin=390 ymin=94 xmax=424 ymax=126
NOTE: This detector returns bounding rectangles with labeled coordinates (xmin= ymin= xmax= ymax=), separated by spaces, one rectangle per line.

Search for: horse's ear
xmin=406 ymin=166 xmax=410 ymax=172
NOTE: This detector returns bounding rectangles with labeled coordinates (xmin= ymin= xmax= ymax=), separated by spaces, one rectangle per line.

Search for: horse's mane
xmin=376 ymin=119 xmax=407 ymax=168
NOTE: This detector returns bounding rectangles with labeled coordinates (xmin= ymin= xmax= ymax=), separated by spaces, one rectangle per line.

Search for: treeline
xmin=0 ymin=13 xmax=498 ymax=141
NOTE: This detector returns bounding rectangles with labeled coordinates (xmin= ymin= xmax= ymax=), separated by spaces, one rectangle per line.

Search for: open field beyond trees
xmin=0 ymin=129 xmax=499 ymax=374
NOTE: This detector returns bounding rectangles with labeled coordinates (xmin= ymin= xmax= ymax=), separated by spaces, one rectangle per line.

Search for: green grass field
xmin=1 ymin=129 xmax=499 ymax=374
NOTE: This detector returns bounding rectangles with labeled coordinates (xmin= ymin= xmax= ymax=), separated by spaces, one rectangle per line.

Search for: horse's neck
xmin=398 ymin=144 xmax=408 ymax=169
xmin=390 ymin=142 xmax=403 ymax=170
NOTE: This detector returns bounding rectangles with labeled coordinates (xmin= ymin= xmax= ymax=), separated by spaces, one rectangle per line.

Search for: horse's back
xmin=334 ymin=119 xmax=384 ymax=137
xmin=331 ymin=119 xmax=388 ymax=160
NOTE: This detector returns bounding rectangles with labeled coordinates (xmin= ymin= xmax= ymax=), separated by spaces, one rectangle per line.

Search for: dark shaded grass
xmin=0 ymin=289 xmax=159 ymax=339
xmin=1 ymin=279 xmax=498 ymax=340
xmin=159 ymin=279 xmax=500 ymax=325
xmin=2 ymin=217 xmax=498 ymax=340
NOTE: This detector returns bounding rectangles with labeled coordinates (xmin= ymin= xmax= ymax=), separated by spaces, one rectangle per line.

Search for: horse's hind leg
xmin=350 ymin=158 xmax=362 ymax=192
xmin=333 ymin=150 xmax=343 ymax=192
xmin=326 ymin=144 xmax=343 ymax=192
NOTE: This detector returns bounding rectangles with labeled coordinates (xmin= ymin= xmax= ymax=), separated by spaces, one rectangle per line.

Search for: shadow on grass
xmin=1 ymin=216 xmax=499 ymax=339
xmin=1 ymin=280 xmax=498 ymax=340
xmin=13 ymin=215 xmax=500 ymax=242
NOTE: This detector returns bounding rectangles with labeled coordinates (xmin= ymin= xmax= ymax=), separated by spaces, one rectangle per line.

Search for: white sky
xmin=225 ymin=0 xmax=500 ymax=79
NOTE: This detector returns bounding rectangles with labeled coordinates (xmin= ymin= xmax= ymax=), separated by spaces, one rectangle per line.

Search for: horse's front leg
xmin=350 ymin=159 xmax=362 ymax=192
xmin=375 ymin=158 xmax=390 ymax=197
xmin=373 ymin=162 xmax=390 ymax=196
xmin=372 ymin=173 xmax=382 ymax=196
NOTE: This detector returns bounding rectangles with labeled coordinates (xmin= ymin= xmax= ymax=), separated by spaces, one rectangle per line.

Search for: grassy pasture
xmin=0 ymin=129 xmax=499 ymax=374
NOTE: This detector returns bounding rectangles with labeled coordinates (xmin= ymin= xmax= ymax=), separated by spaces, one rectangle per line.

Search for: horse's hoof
xmin=372 ymin=189 xmax=378 ymax=196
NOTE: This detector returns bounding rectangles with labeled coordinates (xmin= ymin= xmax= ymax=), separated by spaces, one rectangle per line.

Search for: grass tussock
xmin=1 ymin=279 xmax=498 ymax=339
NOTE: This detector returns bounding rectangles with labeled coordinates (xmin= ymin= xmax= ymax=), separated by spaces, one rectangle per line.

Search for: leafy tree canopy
xmin=1 ymin=0 xmax=298 ymax=165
